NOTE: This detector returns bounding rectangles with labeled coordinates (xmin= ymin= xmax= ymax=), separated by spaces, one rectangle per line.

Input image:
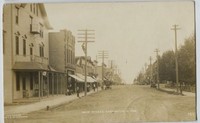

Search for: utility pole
xmin=78 ymin=29 xmax=95 ymax=96
xmin=98 ymin=51 xmax=108 ymax=89
xmin=171 ymin=24 xmax=181 ymax=94
xmin=149 ymin=56 xmax=152 ymax=86
xmin=154 ymin=49 xmax=160 ymax=89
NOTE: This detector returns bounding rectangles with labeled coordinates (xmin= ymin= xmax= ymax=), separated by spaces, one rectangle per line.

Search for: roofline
xmin=39 ymin=4 xmax=53 ymax=30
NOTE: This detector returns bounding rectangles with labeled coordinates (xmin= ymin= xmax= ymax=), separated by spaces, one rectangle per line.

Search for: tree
xmin=159 ymin=50 xmax=176 ymax=83
xmin=178 ymin=35 xmax=196 ymax=85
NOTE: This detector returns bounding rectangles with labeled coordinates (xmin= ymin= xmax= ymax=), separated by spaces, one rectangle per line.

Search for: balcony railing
xmin=15 ymin=55 xmax=48 ymax=64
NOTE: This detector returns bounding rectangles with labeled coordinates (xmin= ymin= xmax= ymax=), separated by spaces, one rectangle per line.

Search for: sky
xmin=44 ymin=1 xmax=195 ymax=84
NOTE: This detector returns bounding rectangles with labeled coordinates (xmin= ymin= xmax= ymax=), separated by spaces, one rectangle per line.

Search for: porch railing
xmin=15 ymin=55 xmax=48 ymax=64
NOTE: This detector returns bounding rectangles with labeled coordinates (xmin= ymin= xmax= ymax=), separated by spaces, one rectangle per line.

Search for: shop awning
xmin=87 ymin=76 xmax=96 ymax=83
xmin=76 ymin=73 xmax=96 ymax=83
xmin=69 ymin=74 xmax=84 ymax=82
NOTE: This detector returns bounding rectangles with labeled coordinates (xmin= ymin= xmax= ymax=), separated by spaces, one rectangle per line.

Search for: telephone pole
xmin=98 ymin=51 xmax=108 ymax=89
xmin=154 ymin=49 xmax=160 ymax=89
xmin=78 ymin=29 xmax=95 ymax=96
xmin=171 ymin=24 xmax=181 ymax=94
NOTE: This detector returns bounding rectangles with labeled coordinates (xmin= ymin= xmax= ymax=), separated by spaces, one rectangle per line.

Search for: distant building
xmin=96 ymin=63 xmax=107 ymax=81
xmin=3 ymin=3 xmax=65 ymax=104
xmin=75 ymin=56 xmax=97 ymax=92
xmin=75 ymin=56 xmax=95 ymax=76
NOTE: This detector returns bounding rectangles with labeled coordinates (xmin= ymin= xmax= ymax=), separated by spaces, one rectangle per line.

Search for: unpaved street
xmin=7 ymin=85 xmax=196 ymax=123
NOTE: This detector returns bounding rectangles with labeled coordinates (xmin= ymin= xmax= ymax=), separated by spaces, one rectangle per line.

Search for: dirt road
xmin=6 ymin=85 xmax=196 ymax=123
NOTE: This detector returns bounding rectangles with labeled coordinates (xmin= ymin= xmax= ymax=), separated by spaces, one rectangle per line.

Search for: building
xmin=75 ymin=56 xmax=97 ymax=92
xmin=75 ymin=56 xmax=95 ymax=76
xmin=96 ymin=64 xmax=122 ymax=85
xmin=3 ymin=3 xmax=63 ymax=104
xmin=49 ymin=29 xmax=76 ymax=93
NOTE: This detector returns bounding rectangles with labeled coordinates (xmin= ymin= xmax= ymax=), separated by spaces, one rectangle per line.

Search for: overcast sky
xmin=44 ymin=1 xmax=195 ymax=84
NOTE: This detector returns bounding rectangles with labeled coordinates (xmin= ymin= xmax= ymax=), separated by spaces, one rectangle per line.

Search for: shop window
xmin=22 ymin=77 xmax=26 ymax=90
xmin=30 ymin=73 xmax=33 ymax=90
xmin=16 ymin=73 xmax=20 ymax=91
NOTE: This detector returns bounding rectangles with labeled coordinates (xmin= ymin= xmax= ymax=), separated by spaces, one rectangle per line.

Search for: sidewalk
xmin=4 ymin=89 xmax=101 ymax=116
xmin=159 ymin=84 xmax=195 ymax=97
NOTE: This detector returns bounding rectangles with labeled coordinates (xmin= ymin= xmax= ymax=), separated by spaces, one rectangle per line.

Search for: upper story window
xmin=40 ymin=23 xmax=43 ymax=38
xmin=23 ymin=39 xmax=26 ymax=56
xmin=33 ymin=3 xmax=36 ymax=14
xmin=36 ymin=4 xmax=39 ymax=16
xmin=39 ymin=44 xmax=44 ymax=57
xmin=15 ymin=36 xmax=19 ymax=55
xmin=30 ymin=3 xmax=39 ymax=16
xmin=15 ymin=7 xmax=19 ymax=24
xmin=30 ymin=4 xmax=32 ymax=12
xmin=29 ymin=16 xmax=33 ymax=32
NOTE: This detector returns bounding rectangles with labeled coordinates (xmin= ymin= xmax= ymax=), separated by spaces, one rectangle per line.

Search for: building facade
xmin=49 ymin=29 xmax=76 ymax=93
xmin=3 ymin=3 xmax=64 ymax=104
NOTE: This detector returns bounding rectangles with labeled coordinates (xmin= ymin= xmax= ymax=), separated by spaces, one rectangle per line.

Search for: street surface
xmin=6 ymin=85 xmax=196 ymax=123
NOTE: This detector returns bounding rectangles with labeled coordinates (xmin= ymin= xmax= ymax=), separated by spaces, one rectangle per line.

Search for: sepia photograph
xmin=1 ymin=0 xmax=197 ymax=123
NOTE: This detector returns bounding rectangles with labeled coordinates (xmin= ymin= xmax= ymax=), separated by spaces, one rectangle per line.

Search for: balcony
xmin=15 ymin=55 xmax=48 ymax=64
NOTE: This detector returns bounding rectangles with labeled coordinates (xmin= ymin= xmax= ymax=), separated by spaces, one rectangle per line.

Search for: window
xmin=33 ymin=3 xmax=35 ymax=14
xmin=67 ymin=49 xmax=69 ymax=63
xmin=16 ymin=73 xmax=20 ymax=91
xmin=30 ymin=4 xmax=32 ymax=12
xmin=23 ymin=39 xmax=26 ymax=55
xmin=15 ymin=7 xmax=19 ymax=24
xmin=40 ymin=24 xmax=43 ymax=38
xmin=36 ymin=4 xmax=39 ymax=16
xmin=30 ymin=73 xmax=33 ymax=90
xmin=39 ymin=46 xmax=44 ymax=57
xmin=30 ymin=16 xmax=33 ymax=32
xmin=15 ymin=36 xmax=19 ymax=55
xmin=30 ymin=47 xmax=33 ymax=55
xmin=22 ymin=77 xmax=26 ymax=90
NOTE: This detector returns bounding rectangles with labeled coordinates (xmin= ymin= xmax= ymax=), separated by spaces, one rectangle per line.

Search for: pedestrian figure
xmin=77 ymin=86 xmax=80 ymax=98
